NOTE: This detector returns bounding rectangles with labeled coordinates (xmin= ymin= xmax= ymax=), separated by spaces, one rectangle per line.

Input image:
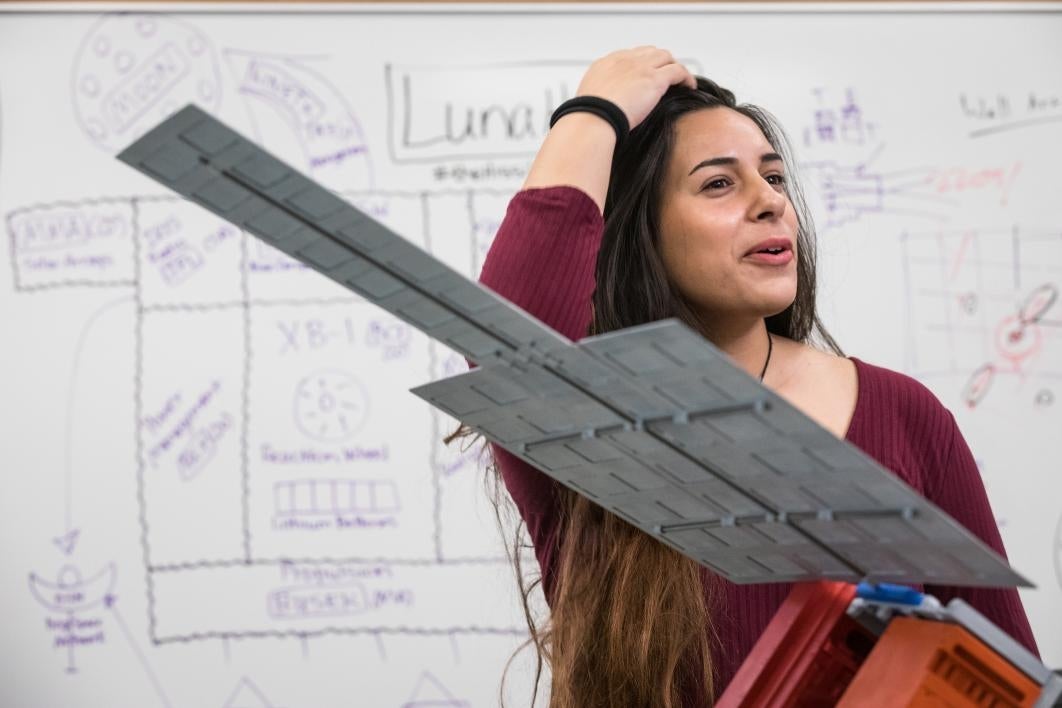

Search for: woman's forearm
xmin=522 ymin=47 xmax=695 ymax=213
xmin=522 ymin=112 xmax=617 ymax=213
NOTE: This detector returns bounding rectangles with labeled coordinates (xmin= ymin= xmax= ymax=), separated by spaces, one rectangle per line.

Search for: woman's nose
xmin=750 ymin=179 xmax=787 ymax=222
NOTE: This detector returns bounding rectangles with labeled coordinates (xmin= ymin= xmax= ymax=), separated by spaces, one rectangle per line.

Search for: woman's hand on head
xmin=520 ymin=47 xmax=695 ymax=210
xmin=575 ymin=46 xmax=697 ymax=130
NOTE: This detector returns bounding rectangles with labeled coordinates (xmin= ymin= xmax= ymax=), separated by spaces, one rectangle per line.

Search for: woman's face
xmin=658 ymin=107 xmax=799 ymax=325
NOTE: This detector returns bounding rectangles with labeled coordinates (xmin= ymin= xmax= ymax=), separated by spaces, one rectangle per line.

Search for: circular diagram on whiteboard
xmin=71 ymin=14 xmax=222 ymax=151
xmin=293 ymin=369 xmax=369 ymax=442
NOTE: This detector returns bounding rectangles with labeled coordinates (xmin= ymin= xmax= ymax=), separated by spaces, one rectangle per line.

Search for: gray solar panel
xmin=117 ymin=105 xmax=1029 ymax=588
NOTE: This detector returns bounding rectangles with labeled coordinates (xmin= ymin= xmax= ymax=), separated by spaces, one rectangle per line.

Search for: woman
xmin=472 ymin=47 xmax=1037 ymax=706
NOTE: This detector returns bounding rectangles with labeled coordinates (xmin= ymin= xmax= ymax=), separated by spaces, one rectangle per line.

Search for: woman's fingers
xmin=648 ymin=48 xmax=678 ymax=68
xmin=657 ymin=61 xmax=697 ymax=91
xmin=573 ymin=46 xmax=698 ymax=129
xmin=523 ymin=46 xmax=697 ymax=208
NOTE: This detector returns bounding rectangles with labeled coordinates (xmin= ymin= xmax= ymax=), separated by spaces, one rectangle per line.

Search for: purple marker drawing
xmin=10 ymin=207 xmax=128 ymax=253
xmin=71 ymin=14 xmax=221 ymax=151
xmin=222 ymin=677 xmax=276 ymax=708
xmin=267 ymin=582 xmax=370 ymax=620
xmin=437 ymin=447 xmax=482 ymax=479
xmin=271 ymin=478 xmax=400 ymax=532
xmin=28 ymin=563 xmax=116 ymax=673
xmin=224 ymin=50 xmax=374 ymax=190
xmin=803 ymin=87 xmax=876 ymax=149
xmin=260 ymin=443 xmax=390 ymax=465
xmin=150 ymin=239 xmax=204 ymax=286
xmin=144 ymin=380 xmax=226 ymax=467
xmin=277 ymin=318 xmax=358 ymax=354
xmin=277 ymin=560 xmax=393 ymax=584
xmin=140 ymin=206 xmax=245 ymax=305
xmin=247 ymin=239 xmax=309 ymax=274
xmin=431 ymin=162 xmax=528 ymax=185
xmin=274 ymin=478 xmax=400 ymax=517
xmin=53 ymin=530 xmax=81 ymax=557
xmin=141 ymin=214 xmax=205 ymax=287
xmin=5 ymin=192 xmax=546 ymax=643
xmin=801 ymin=149 xmax=948 ymax=230
xmin=797 ymin=89 xmax=952 ymax=229
xmin=403 ymin=671 xmax=470 ymax=708
xmin=292 ymin=369 xmax=370 ymax=442
xmin=175 ymin=411 xmax=234 ymax=480
xmin=6 ymin=202 xmax=135 ymax=289
xmin=141 ymin=393 xmax=182 ymax=435
xmin=365 ymin=319 xmax=412 ymax=360
xmin=29 ymin=564 xmax=116 ymax=615
xmin=202 ymin=224 xmax=238 ymax=252
xmin=267 ymin=583 xmax=413 ymax=620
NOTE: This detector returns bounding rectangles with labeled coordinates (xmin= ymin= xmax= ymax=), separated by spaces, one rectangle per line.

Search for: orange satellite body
xmin=718 ymin=582 xmax=1061 ymax=708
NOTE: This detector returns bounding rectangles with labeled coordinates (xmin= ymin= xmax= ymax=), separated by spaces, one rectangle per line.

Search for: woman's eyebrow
xmin=688 ymin=152 xmax=784 ymax=176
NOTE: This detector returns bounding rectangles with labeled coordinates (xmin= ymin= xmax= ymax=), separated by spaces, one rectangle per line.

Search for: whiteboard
xmin=1 ymin=4 xmax=1060 ymax=706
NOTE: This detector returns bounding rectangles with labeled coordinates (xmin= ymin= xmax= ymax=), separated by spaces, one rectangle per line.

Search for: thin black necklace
xmin=758 ymin=332 xmax=773 ymax=382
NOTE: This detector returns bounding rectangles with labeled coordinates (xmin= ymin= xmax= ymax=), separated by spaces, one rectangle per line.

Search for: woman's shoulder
xmin=844 ymin=356 xmax=961 ymax=482
xmin=848 ymin=356 xmax=951 ymax=424
xmin=507 ymin=184 xmax=602 ymax=222
xmin=777 ymin=342 xmax=955 ymax=448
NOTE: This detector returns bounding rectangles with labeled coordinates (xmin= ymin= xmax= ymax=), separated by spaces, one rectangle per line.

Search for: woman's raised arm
xmin=523 ymin=46 xmax=696 ymax=212
xmin=479 ymin=48 xmax=695 ymax=341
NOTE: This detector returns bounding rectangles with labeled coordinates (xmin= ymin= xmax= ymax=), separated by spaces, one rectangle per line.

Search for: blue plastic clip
xmin=856 ymin=582 xmax=925 ymax=606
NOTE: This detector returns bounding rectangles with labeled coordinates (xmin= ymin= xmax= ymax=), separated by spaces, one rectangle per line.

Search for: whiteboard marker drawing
xmin=402 ymin=671 xmax=470 ymax=708
xmin=292 ymin=369 xmax=369 ymax=442
xmin=116 ymin=105 xmax=1029 ymax=593
xmin=72 ymin=14 xmax=221 ymax=152
xmin=903 ymin=227 xmax=1061 ymax=408
xmin=28 ymin=563 xmax=116 ymax=673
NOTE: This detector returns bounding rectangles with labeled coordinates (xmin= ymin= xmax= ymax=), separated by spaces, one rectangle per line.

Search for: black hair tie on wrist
xmin=549 ymin=96 xmax=630 ymax=149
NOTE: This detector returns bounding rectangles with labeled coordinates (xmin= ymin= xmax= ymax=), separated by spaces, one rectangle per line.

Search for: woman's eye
xmin=702 ymin=177 xmax=732 ymax=191
xmin=701 ymin=174 xmax=786 ymax=192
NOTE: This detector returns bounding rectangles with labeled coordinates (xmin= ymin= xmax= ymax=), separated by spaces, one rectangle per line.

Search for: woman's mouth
xmin=743 ymin=251 xmax=794 ymax=268
xmin=744 ymin=239 xmax=794 ymax=266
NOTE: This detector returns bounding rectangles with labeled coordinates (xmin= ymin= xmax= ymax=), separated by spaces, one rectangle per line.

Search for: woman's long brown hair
xmin=449 ymin=78 xmax=839 ymax=707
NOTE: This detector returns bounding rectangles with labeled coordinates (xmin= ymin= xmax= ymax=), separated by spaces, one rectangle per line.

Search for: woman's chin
xmin=753 ymin=289 xmax=798 ymax=319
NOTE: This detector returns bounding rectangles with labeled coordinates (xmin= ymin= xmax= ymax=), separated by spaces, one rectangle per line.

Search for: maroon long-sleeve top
xmin=478 ymin=185 xmax=1037 ymax=695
